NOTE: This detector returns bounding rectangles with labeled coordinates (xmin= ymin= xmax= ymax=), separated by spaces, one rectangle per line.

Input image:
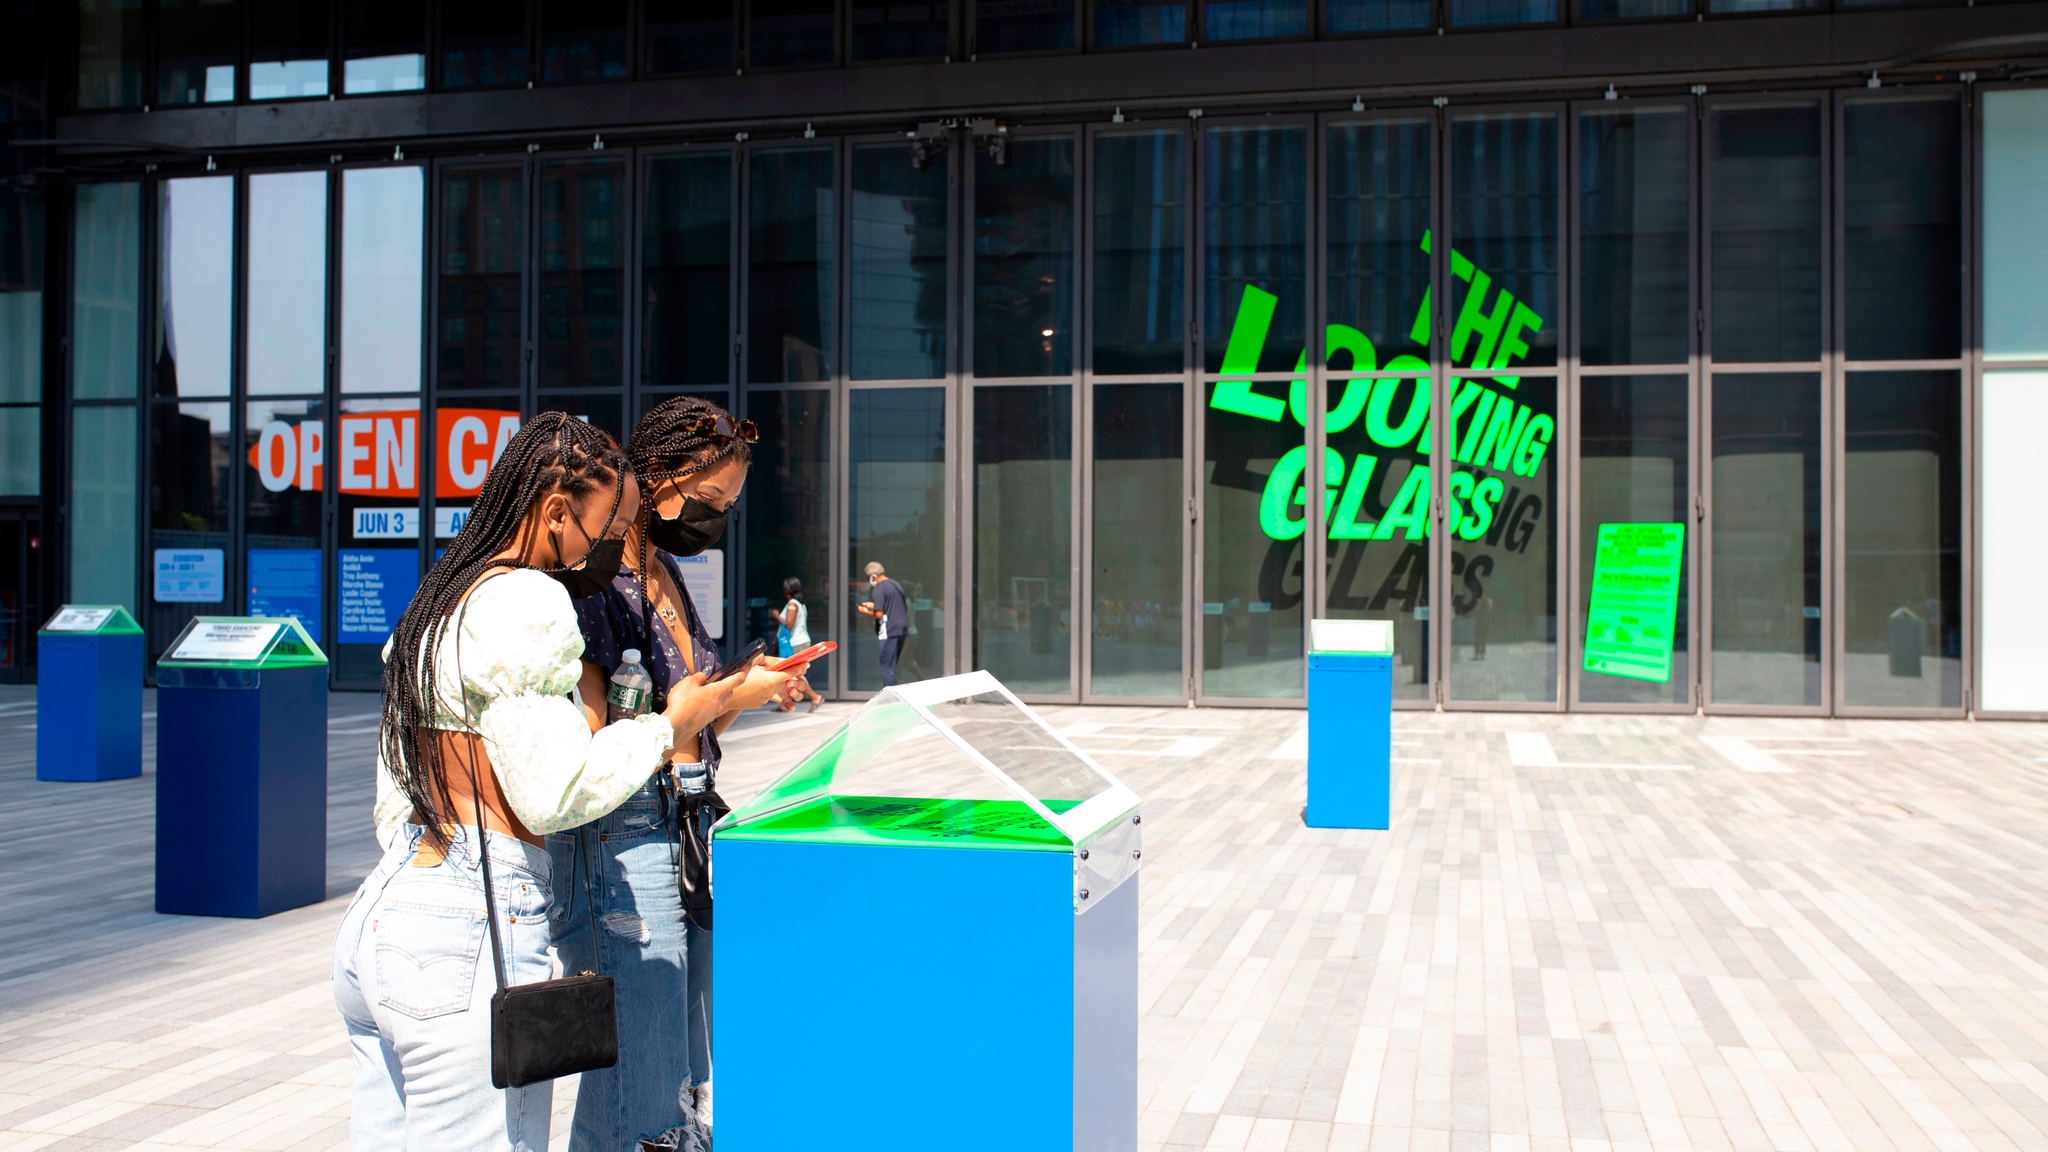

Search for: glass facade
xmin=45 ymin=79 xmax=1997 ymax=715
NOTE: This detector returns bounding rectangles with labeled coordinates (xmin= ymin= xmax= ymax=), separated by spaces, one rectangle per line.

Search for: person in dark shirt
xmin=857 ymin=560 xmax=912 ymax=686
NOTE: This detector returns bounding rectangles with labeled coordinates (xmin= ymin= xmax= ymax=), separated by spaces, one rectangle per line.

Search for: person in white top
xmin=777 ymin=575 xmax=822 ymax=712
xmin=332 ymin=413 xmax=739 ymax=1151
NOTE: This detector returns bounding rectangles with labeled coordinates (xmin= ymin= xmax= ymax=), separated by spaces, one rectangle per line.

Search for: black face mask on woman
xmin=647 ymin=495 xmax=728 ymax=557
xmin=547 ymin=512 xmax=625 ymax=598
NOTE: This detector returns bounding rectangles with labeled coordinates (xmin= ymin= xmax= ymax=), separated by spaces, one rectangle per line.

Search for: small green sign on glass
xmin=1582 ymin=522 xmax=1685 ymax=684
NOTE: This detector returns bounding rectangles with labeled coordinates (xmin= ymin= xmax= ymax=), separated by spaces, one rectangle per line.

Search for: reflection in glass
xmin=1447 ymin=375 xmax=1557 ymax=703
xmin=341 ymin=167 xmax=424 ymax=394
xmin=1093 ymin=383 xmax=1182 ymax=698
xmin=1449 ymin=0 xmax=1555 ymax=26
xmin=1093 ymin=131 xmax=1184 ymax=375
xmin=1326 ymin=0 xmax=1429 ymax=32
xmin=743 ymin=389 xmax=833 ymax=693
xmin=1984 ymin=91 xmax=2048 ymax=361
xmin=975 ymin=138 xmax=1074 ymax=378
xmin=647 ymin=0 xmax=735 ymax=72
xmin=337 ymin=396 xmax=423 ymax=684
xmin=1708 ymin=0 xmax=1821 ymax=12
xmin=1204 ymin=124 xmax=1306 ymax=373
xmin=344 ymin=0 xmax=427 ymax=92
xmin=852 ymin=144 xmax=947 ymax=380
xmin=4 ymin=185 xmax=44 ymax=407
xmin=751 ymin=0 xmax=837 ymax=67
xmin=1710 ymin=373 xmax=1821 ymax=707
xmin=158 ymin=0 xmax=238 ymax=104
xmin=1206 ymin=0 xmax=1305 ymax=40
xmin=749 ymin=147 xmax=835 ymax=383
xmin=537 ymin=392 xmax=624 ymax=441
xmin=538 ymin=158 xmax=625 ymax=390
xmin=1578 ymin=376 xmax=1689 ymax=705
xmin=850 ymin=388 xmax=947 ymax=691
xmin=974 ymin=386 xmax=1073 ymax=695
xmin=149 ymin=400 xmax=232 ymax=656
xmin=440 ymin=0 xmax=528 ymax=87
xmin=1844 ymin=372 xmax=1960 ymax=709
xmin=1450 ymin=112 xmax=1558 ymax=370
xmin=1095 ymin=0 xmax=1185 ymax=47
xmin=1579 ymin=107 xmax=1689 ymax=366
xmin=78 ymin=0 xmax=147 ymax=108
xmin=1326 ymin=118 xmax=1430 ymax=365
xmin=1579 ymin=0 xmax=1685 ymax=16
xmin=1323 ymin=375 xmax=1432 ymax=701
xmin=251 ymin=0 xmax=331 ymax=99
xmin=976 ymin=0 xmax=1075 ymax=52
xmin=157 ymin=177 xmax=234 ymax=398
xmin=643 ymin=152 xmax=733 ymax=387
xmin=74 ymin=183 xmax=140 ymax=400
xmin=247 ymin=172 xmax=328 ymax=396
xmin=1710 ymin=102 xmax=1821 ymax=364
xmin=1844 ymin=98 xmax=1961 ymax=362
xmin=852 ymin=0 xmax=949 ymax=60
xmin=542 ymin=0 xmax=628 ymax=80
xmin=245 ymin=399 xmax=326 ymax=641
xmin=438 ymin=165 xmax=525 ymax=391
xmin=1202 ymin=381 xmax=1304 ymax=699
xmin=0 ymin=410 xmax=36 ymax=495
xmin=71 ymin=406 xmax=138 ymax=612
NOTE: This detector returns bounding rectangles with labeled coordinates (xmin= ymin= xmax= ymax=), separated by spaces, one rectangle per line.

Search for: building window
xmin=975 ymin=0 xmax=1074 ymax=53
xmin=643 ymin=151 xmax=734 ymax=387
xmin=852 ymin=143 xmax=948 ymax=380
xmin=441 ymin=0 xmax=529 ymax=89
xmin=438 ymin=164 xmax=528 ymax=389
xmin=1578 ymin=0 xmax=1688 ymax=19
xmin=78 ymin=0 xmax=147 ymax=109
xmin=70 ymin=183 xmax=141 ymax=613
xmin=1449 ymin=0 xmax=1556 ymax=26
xmin=973 ymin=384 xmax=1074 ymax=694
xmin=646 ymin=0 xmax=736 ymax=73
xmin=537 ymin=157 xmax=627 ymax=389
xmin=974 ymin=136 xmax=1075 ymax=379
xmin=747 ymin=147 xmax=836 ymax=382
xmin=343 ymin=0 xmax=426 ymax=93
xmin=1095 ymin=0 xmax=1186 ymax=48
xmin=750 ymin=0 xmax=837 ymax=68
xmin=250 ymin=0 xmax=330 ymax=99
xmin=1205 ymin=0 xmax=1306 ymax=42
xmin=851 ymin=0 xmax=950 ymax=62
xmin=1093 ymin=129 xmax=1185 ymax=375
xmin=1325 ymin=0 xmax=1430 ymax=33
xmin=158 ymin=0 xmax=239 ymax=105
xmin=541 ymin=0 xmax=629 ymax=81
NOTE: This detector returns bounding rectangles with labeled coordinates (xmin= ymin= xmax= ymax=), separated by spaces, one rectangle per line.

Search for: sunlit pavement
xmin=3 ymin=682 xmax=2047 ymax=1151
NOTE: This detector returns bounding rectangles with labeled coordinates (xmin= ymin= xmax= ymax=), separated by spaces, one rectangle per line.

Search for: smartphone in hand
xmin=707 ymin=638 xmax=767 ymax=682
xmin=764 ymin=640 xmax=836 ymax=672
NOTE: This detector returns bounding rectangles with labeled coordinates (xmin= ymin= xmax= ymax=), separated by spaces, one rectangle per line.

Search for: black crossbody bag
xmin=451 ymin=582 xmax=621 ymax=1090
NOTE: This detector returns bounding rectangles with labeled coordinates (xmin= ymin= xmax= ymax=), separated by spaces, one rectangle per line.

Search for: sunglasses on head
xmin=684 ymin=414 xmax=759 ymax=445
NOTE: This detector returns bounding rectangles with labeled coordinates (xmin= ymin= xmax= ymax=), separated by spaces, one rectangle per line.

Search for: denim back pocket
xmin=374 ymin=896 xmax=488 ymax=1021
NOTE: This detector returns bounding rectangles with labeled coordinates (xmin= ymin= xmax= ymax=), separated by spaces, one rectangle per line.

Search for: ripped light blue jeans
xmin=332 ymin=823 xmax=556 ymax=1151
xmin=547 ymin=767 xmax=715 ymax=1152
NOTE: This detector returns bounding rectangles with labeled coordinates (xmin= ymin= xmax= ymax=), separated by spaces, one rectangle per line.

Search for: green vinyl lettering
xmin=1456 ymin=389 xmax=1497 ymax=462
xmin=1494 ymin=301 xmax=1542 ymax=368
xmin=1364 ymin=373 xmax=1429 ymax=451
xmin=1330 ymin=452 xmax=1380 ymax=540
xmin=1211 ymin=285 xmax=1285 ymax=422
xmin=1446 ymin=469 xmax=1474 ymax=536
xmin=1513 ymin=413 xmax=1555 ymax=476
xmin=1459 ymin=474 xmax=1505 ymax=540
xmin=1259 ymin=446 xmax=1310 ymax=541
xmin=1374 ymin=464 xmax=1431 ymax=540
xmin=1475 ymin=399 xmax=1532 ymax=473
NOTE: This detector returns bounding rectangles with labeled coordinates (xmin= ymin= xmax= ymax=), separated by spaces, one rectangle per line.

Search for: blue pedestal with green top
xmin=1305 ymin=619 xmax=1395 ymax=830
xmin=154 ymin=617 xmax=329 ymax=918
xmin=36 ymin=605 xmax=144 ymax=783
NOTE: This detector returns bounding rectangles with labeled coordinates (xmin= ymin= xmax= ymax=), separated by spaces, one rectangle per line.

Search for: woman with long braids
xmin=553 ymin=395 xmax=808 ymax=1152
xmin=332 ymin=413 xmax=740 ymax=1149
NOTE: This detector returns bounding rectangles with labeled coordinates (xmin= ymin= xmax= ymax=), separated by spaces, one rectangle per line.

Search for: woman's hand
xmin=723 ymin=658 xmax=807 ymax=712
xmin=660 ymin=671 xmax=739 ymax=744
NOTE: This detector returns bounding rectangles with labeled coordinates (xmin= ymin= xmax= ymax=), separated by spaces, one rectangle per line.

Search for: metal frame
xmin=1437 ymin=98 xmax=1568 ymax=713
xmin=1563 ymin=95 xmax=1699 ymax=715
xmin=1698 ymin=90 xmax=1834 ymax=716
xmin=1079 ymin=116 xmax=1197 ymax=706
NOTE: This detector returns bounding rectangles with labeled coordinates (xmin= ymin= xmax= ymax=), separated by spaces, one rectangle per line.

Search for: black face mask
xmin=548 ymin=521 xmax=625 ymax=598
xmin=648 ymin=495 xmax=728 ymax=557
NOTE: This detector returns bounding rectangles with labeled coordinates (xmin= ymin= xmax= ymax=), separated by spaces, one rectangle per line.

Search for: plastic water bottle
xmin=607 ymin=648 xmax=654 ymax=723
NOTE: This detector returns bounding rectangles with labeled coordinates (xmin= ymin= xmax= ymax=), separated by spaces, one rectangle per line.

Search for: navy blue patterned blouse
xmin=572 ymin=549 xmax=722 ymax=772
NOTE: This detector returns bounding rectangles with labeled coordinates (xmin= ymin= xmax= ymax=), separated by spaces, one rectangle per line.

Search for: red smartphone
xmin=765 ymin=640 xmax=836 ymax=672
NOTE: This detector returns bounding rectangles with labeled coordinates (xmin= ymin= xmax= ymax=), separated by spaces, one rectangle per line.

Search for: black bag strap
xmin=449 ymin=572 xmax=606 ymax=993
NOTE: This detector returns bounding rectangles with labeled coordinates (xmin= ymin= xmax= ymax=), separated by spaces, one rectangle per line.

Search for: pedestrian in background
xmin=857 ymin=561 xmax=911 ymax=687
xmin=778 ymin=576 xmax=823 ymax=712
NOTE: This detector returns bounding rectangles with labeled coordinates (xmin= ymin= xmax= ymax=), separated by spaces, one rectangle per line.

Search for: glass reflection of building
xmin=10 ymin=0 xmax=2033 ymax=717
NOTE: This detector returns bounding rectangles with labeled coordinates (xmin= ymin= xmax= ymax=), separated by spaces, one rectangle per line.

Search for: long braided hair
xmin=625 ymin=396 xmax=753 ymax=641
xmin=380 ymin=412 xmax=630 ymax=848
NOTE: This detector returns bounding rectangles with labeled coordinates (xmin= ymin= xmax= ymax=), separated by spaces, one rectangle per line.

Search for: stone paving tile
xmin=6 ymin=684 xmax=2048 ymax=1149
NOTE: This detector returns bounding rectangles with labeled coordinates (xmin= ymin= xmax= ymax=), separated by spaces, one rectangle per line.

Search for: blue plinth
xmin=154 ymin=665 xmax=328 ymax=917
xmin=715 ymin=838 xmax=1138 ymax=1152
xmin=36 ymin=632 xmax=143 ymax=782
xmin=1306 ymin=653 xmax=1392 ymax=830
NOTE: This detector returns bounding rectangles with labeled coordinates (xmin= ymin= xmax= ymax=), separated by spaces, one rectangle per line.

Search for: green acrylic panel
xmin=716 ymin=795 xmax=1085 ymax=851
xmin=155 ymin=615 xmax=329 ymax=669
xmin=40 ymin=605 xmax=143 ymax=635
xmin=1582 ymin=522 xmax=1683 ymax=684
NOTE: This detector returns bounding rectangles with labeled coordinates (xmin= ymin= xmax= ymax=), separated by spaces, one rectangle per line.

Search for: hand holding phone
xmin=765 ymin=640 xmax=835 ymax=672
xmin=707 ymin=637 xmax=767 ymax=683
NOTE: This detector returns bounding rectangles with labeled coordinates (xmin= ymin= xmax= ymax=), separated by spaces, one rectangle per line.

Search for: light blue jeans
xmin=547 ymin=768 xmax=715 ymax=1152
xmin=332 ymin=823 xmax=556 ymax=1151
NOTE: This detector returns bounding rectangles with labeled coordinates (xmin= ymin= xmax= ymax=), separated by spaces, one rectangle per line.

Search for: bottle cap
xmin=622 ymin=648 xmax=642 ymax=664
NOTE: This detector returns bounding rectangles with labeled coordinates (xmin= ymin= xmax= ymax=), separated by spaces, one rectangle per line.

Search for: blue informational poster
xmin=247 ymin=548 xmax=324 ymax=644
xmin=339 ymin=549 xmax=421 ymax=644
xmin=154 ymin=548 xmax=225 ymax=603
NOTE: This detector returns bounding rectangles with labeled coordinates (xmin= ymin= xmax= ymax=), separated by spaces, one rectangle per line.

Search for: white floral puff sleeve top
xmin=373 ymin=567 xmax=674 ymax=845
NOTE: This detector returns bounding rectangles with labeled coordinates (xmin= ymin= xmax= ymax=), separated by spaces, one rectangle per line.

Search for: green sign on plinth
xmin=1582 ymin=522 xmax=1684 ymax=683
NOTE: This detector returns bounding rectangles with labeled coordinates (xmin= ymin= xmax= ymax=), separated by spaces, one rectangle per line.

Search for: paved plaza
xmin=2 ymin=683 xmax=2048 ymax=1151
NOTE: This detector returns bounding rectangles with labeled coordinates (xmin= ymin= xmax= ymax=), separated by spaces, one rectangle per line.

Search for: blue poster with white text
xmin=248 ymin=548 xmax=324 ymax=644
xmin=339 ymin=549 xmax=421 ymax=645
